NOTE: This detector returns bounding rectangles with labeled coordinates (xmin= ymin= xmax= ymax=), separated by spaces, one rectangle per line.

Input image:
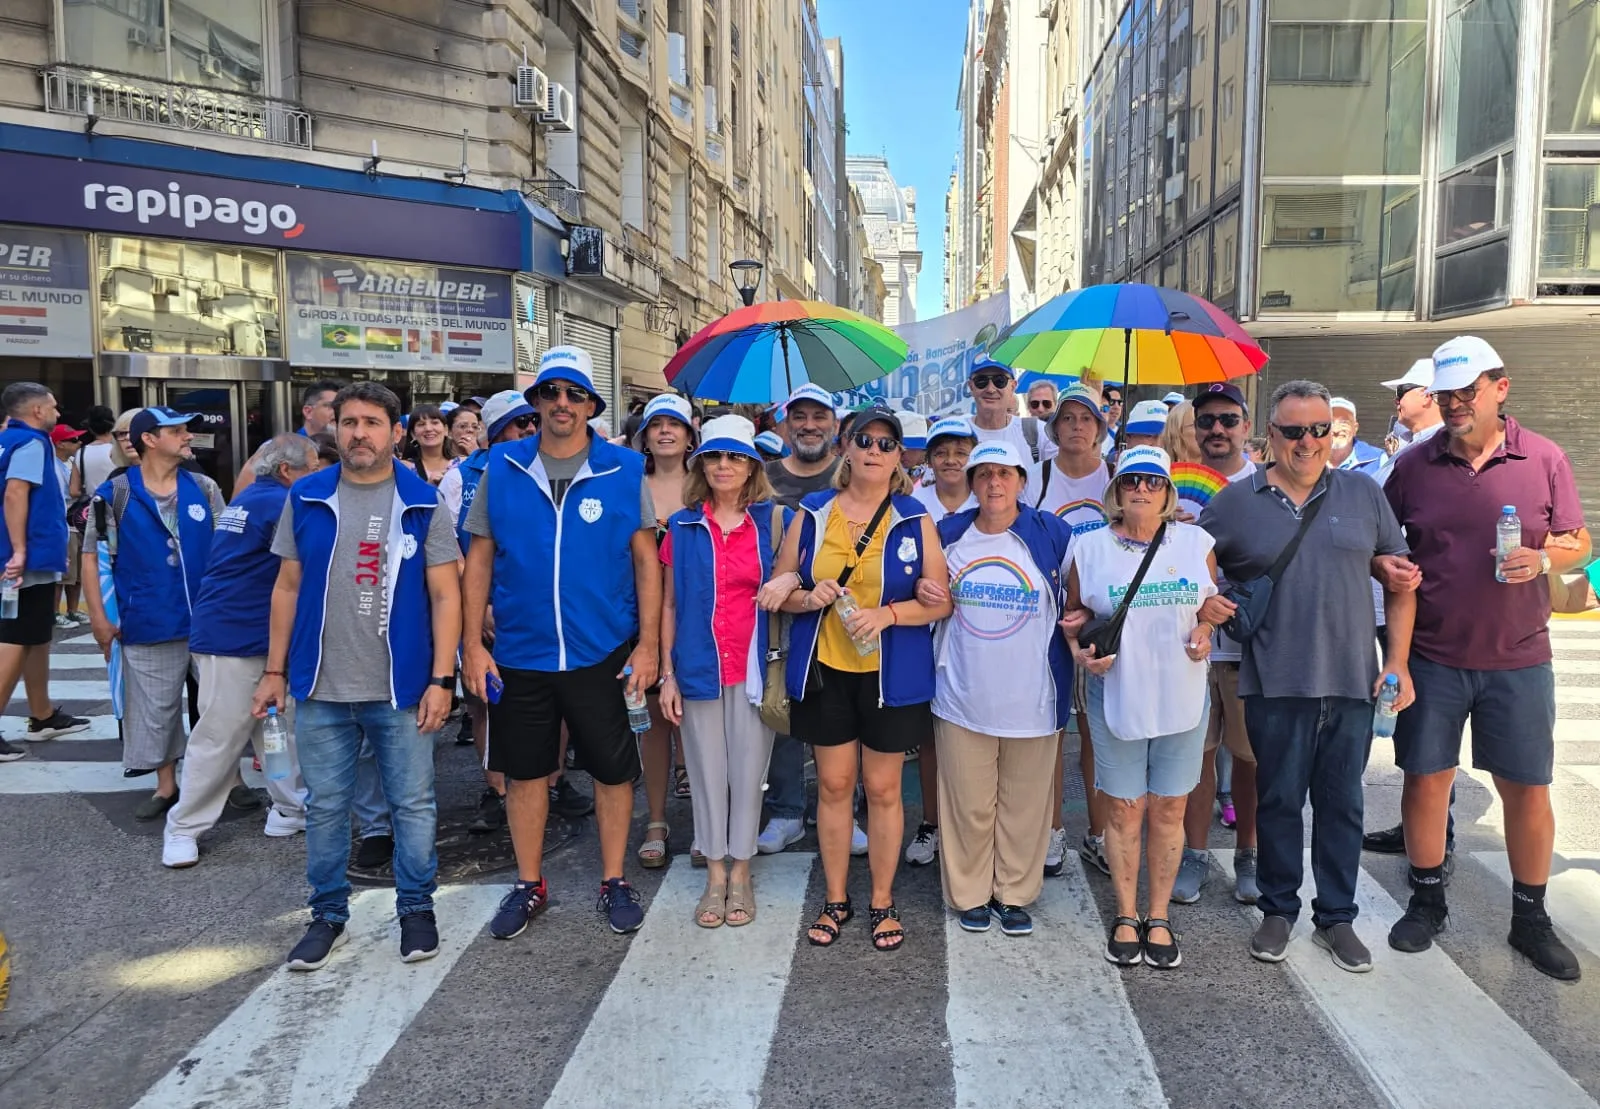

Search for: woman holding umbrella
xmin=759 ymin=404 xmax=952 ymax=951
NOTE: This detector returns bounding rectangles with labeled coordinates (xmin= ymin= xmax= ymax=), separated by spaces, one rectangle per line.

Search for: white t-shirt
xmin=1024 ymin=457 xmax=1111 ymax=544
xmin=1071 ymin=522 xmax=1216 ymax=740
xmin=1207 ymin=458 xmax=1255 ymax=663
xmin=934 ymin=526 xmax=1059 ymax=737
xmin=437 ymin=463 xmax=465 ymax=528
xmin=913 ymin=482 xmax=976 ymax=521
xmin=973 ymin=415 xmax=1058 ymax=465
xmin=79 ymin=440 xmax=116 ymax=496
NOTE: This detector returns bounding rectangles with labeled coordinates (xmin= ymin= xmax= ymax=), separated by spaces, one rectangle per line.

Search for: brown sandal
xmin=725 ymin=880 xmax=755 ymax=927
xmin=695 ymin=882 xmax=727 ymax=928
xmin=806 ymin=898 xmax=853 ymax=946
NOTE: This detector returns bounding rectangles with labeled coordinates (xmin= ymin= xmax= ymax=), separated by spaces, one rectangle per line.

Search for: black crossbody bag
xmin=806 ymin=495 xmax=892 ymax=690
xmin=1221 ymin=492 xmax=1326 ymax=642
xmin=1078 ymin=522 xmax=1167 ymax=659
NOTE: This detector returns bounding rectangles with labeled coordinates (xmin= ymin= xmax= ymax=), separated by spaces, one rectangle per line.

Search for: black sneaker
xmin=988 ymin=899 xmax=1033 ymax=937
xmin=27 ymin=708 xmax=89 ymax=740
xmin=227 ymin=783 xmax=263 ymax=811
xmin=399 ymin=910 xmax=440 ymax=963
xmin=1509 ymin=912 xmax=1582 ymax=981
xmin=549 ymin=776 xmax=594 ymax=819
xmin=1361 ymin=823 xmax=1406 ymax=854
xmin=453 ymin=715 xmax=475 ymax=746
xmin=490 ymin=879 xmax=549 ymax=940
xmin=468 ymin=789 xmax=507 ymax=835
xmin=355 ymin=833 xmax=395 ymax=868
xmin=0 ymin=737 xmax=26 ymax=762
xmin=1389 ymin=895 xmax=1449 ymax=953
xmin=286 ymin=920 xmax=347 ymax=971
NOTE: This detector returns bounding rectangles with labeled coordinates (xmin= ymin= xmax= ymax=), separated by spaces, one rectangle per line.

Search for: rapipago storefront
xmin=0 ymin=123 xmax=566 ymax=495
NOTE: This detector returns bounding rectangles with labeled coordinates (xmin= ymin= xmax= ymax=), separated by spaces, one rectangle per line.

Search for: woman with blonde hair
xmin=1160 ymin=400 xmax=1203 ymax=464
xmin=659 ymin=415 xmax=779 ymax=927
xmin=759 ymin=404 xmax=952 ymax=951
xmin=110 ymin=408 xmax=142 ymax=470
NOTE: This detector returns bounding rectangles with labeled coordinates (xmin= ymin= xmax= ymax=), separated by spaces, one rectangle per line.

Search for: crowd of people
xmin=0 ymin=331 xmax=1586 ymax=982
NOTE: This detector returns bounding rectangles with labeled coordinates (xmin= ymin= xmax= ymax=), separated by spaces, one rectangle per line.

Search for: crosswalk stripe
xmin=1 ymin=713 xmax=119 ymax=740
xmin=1550 ymin=622 xmax=1600 ymax=637
xmin=1556 ymin=686 xmax=1600 ymax=704
xmin=6 ymin=679 xmax=110 ymax=705
xmin=61 ymin=632 xmax=99 ymax=646
xmin=0 ymin=760 xmax=145 ymax=793
xmin=131 ymin=883 xmax=503 ymax=1109
xmin=1218 ymin=852 xmax=1597 ymax=1109
xmin=39 ymin=653 xmax=112 ymax=670
xmin=1554 ymin=658 xmax=1600 ymax=675
xmin=542 ymin=852 xmax=814 ymax=1109
xmin=1474 ymin=852 xmax=1600 ymax=964
xmin=945 ymin=854 xmax=1165 ymax=1109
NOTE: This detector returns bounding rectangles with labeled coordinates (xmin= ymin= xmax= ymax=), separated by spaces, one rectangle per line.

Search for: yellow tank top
xmin=814 ymin=504 xmax=886 ymax=673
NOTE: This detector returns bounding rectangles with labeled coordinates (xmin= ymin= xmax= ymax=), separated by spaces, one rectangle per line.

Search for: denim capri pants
xmin=1084 ymin=674 xmax=1210 ymax=801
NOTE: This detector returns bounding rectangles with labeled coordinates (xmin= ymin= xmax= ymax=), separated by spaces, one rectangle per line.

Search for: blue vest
xmin=667 ymin=500 xmax=780 ymax=702
xmin=0 ymin=424 xmax=68 ymax=573
xmin=938 ymin=505 xmax=1077 ymax=729
xmin=455 ymin=449 xmax=490 ymax=554
xmin=98 ymin=467 xmax=216 ymax=646
xmin=483 ymin=433 xmax=646 ymax=673
xmin=189 ymin=480 xmax=291 ymax=658
xmin=285 ymin=464 xmax=440 ymax=709
xmin=1339 ymin=439 xmax=1386 ymax=477
xmin=786 ymin=491 xmax=935 ymax=707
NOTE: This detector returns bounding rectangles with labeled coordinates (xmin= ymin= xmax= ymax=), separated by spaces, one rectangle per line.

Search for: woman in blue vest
xmin=658 ymin=415 xmax=778 ymax=927
xmin=932 ymin=440 xmax=1075 ymax=938
xmin=759 ymin=404 xmax=952 ymax=952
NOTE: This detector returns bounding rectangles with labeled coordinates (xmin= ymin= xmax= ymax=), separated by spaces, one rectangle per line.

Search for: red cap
xmin=49 ymin=424 xmax=84 ymax=445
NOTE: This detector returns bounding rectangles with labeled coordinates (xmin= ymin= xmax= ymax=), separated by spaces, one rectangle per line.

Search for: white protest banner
xmin=831 ymin=292 xmax=1010 ymax=417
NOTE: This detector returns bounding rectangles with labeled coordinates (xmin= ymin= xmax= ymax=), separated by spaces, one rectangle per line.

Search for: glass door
xmin=160 ymin=383 xmax=244 ymax=499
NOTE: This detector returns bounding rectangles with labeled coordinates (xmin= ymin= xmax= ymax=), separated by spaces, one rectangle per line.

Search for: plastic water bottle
xmin=833 ymin=591 xmax=878 ymax=656
xmin=260 ymin=706 xmax=292 ymax=781
xmin=0 ymin=578 xmax=16 ymax=621
xmin=1373 ymin=675 xmax=1401 ymax=739
xmin=1494 ymin=505 xmax=1521 ymax=582
xmin=622 ymin=665 xmax=651 ymax=733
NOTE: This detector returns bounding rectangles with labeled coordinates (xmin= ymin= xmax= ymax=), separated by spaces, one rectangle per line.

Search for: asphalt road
xmin=3 ymin=621 xmax=1600 ymax=1109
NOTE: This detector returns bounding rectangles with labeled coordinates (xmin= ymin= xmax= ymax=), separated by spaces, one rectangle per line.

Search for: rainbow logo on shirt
xmin=1055 ymin=498 xmax=1109 ymax=536
xmin=951 ymin=555 xmax=1041 ymax=640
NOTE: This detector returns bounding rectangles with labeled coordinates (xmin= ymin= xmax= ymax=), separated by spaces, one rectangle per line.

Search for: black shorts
xmin=486 ymin=643 xmax=641 ymax=785
xmin=789 ymin=663 xmax=931 ymax=755
xmin=0 ymin=583 xmax=57 ymax=647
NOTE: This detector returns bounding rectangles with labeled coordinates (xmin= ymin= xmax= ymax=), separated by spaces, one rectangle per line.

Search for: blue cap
xmin=527 ymin=345 xmax=606 ymax=416
xmin=1194 ymin=381 xmax=1248 ymax=413
xmin=968 ymin=358 xmax=1015 ymax=381
xmin=128 ymin=405 xmax=198 ymax=443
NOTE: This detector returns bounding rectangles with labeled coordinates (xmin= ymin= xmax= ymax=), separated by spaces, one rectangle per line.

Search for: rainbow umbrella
xmin=664 ymin=300 xmax=908 ymax=403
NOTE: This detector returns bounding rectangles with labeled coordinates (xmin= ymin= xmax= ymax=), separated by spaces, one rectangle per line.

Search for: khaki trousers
xmin=934 ymin=717 xmax=1059 ymax=911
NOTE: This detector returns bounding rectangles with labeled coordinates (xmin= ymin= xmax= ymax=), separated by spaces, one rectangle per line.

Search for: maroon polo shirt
xmin=1385 ymin=416 xmax=1584 ymax=670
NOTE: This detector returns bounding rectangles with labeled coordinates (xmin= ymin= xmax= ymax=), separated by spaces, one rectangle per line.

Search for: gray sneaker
xmin=1171 ymin=848 xmax=1210 ymax=904
xmin=1233 ymin=848 xmax=1260 ymax=904
xmin=1251 ymin=915 xmax=1293 ymax=963
xmin=1314 ymin=923 xmax=1373 ymax=973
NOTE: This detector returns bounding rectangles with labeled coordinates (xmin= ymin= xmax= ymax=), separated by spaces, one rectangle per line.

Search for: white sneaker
xmin=53 ymin=613 xmax=75 ymax=629
xmin=756 ymin=816 xmax=805 ymax=854
xmin=850 ymin=821 xmax=869 ymax=856
xmin=1044 ymin=826 xmax=1068 ymax=877
xmin=162 ymin=833 xmax=199 ymax=869
xmin=904 ymin=822 xmax=939 ymax=866
xmin=264 ymin=807 xmax=306 ymax=837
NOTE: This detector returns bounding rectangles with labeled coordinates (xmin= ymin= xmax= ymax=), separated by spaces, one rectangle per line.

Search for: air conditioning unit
xmin=151 ymin=277 xmax=181 ymax=296
xmin=514 ymin=64 xmax=550 ymax=110
xmin=199 ymin=53 xmax=222 ymax=78
xmin=128 ymin=27 xmax=155 ymax=48
xmin=198 ymin=280 xmax=223 ymax=301
xmin=231 ymin=321 xmax=267 ymax=357
xmin=541 ymin=82 xmax=576 ymax=132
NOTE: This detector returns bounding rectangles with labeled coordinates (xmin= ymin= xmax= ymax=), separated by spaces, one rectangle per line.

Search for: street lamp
xmin=729 ymin=258 xmax=763 ymax=307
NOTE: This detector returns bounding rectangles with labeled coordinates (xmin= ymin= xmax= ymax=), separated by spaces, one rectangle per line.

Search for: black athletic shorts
xmin=485 ymin=642 xmax=641 ymax=785
xmin=0 ymin=583 xmax=57 ymax=647
xmin=789 ymin=663 xmax=932 ymax=755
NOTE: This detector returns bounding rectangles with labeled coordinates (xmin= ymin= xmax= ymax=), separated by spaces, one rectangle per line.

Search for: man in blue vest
xmin=252 ymin=382 xmax=462 ymax=971
xmin=161 ymin=433 xmax=321 ymax=868
xmin=462 ymin=346 xmax=661 ymax=939
xmin=436 ymin=388 xmax=535 ymax=834
xmin=0 ymin=382 xmax=89 ymax=764
xmin=81 ymin=407 xmax=227 ymax=820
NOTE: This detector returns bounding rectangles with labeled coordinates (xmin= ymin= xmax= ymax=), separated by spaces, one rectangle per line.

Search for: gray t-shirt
xmin=464 ymin=444 xmax=655 ymax=540
xmin=1199 ymin=466 xmax=1407 ymax=701
xmin=764 ymin=457 xmax=839 ymax=509
xmin=272 ymin=474 xmax=461 ymax=703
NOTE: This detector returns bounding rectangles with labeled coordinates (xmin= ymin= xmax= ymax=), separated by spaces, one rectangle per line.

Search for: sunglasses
xmin=969 ymin=372 xmax=1012 ymax=391
xmin=1196 ymin=412 xmax=1243 ymax=430
xmin=698 ymin=449 xmax=749 ymax=465
xmin=851 ymin=432 xmax=901 ymax=453
xmin=534 ymin=383 xmax=593 ymax=405
xmin=1394 ymin=384 xmax=1422 ymax=402
xmin=1272 ymin=421 xmax=1332 ymax=440
xmin=1028 ymin=399 xmax=1055 ymax=412
xmin=1437 ymin=382 xmax=1486 ymax=408
xmin=1117 ymin=473 xmax=1170 ymax=492
xmin=1103 ymin=394 xmax=1124 ymax=405
xmin=512 ymin=414 xmax=536 ymax=429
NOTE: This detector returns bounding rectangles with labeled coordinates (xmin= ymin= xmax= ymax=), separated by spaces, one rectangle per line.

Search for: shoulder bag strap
xmin=767 ymin=507 xmax=788 ymax=661
xmin=1100 ymin=521 xmax=1168 ymax=641
xmin=1264 ymin=484 xmax=1329 ymax=585
xmin=835 ymin=494 xmax=892 ymax=590
xmin=1034 ymin=457 xmax=1052 ymax=509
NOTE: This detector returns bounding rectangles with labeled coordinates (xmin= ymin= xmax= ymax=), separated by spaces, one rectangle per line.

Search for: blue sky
xmin=817 ymin=0 xmax=969 ymax=321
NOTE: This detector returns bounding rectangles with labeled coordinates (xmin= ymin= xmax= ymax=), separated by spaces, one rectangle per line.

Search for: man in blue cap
xmin=967 ymin=360 xmax=1057 ymax=464
xmin=462 ymin=346 xmax=661 ymax=939
xmin=81 ymin=406 xmax=227 ymax=819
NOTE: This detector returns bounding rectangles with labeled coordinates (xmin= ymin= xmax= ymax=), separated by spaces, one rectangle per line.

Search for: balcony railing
xmin=42 ymin=65 xmax=312 ymax=149
xmin=523 ymin=173 xmax=585 ymax=224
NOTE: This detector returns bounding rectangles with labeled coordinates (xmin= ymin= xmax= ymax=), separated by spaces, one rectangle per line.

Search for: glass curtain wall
xmin=1540 ymin=0 xmax=1600 ymax=295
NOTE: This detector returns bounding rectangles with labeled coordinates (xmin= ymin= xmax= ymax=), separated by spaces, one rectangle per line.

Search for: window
xmin=1439 ymin=0 xmax=1519 ymax=170
xmin=670 ymin=170 xmax=689 ymax=260
xmin=618 ymin=0 xmax=647 ymax=61
xmin=620 ymin=122 xmax=646 ymax=230
xmin=1214 ymin=209 xmax=1239 ymax=299
xmin=1260 ymin=184 xmax=1415 ymax=312
xmin=1540 ymin=162 xmax=1600 ymax=289
xmin=1270 ymin=190 xmax=1361 ymax=244
xmin=1547 ymin=0 xmax=1600 ymax=135
xmin=1221 ymin=1 xmax=1239 ymax=43
xmin=62 ymin=0 xmax=270 ymax=94
xmin=1434 ymin=236 xmax=1509 ymax=313
xmin=97 ymin=235 xmax=281 ymax=357
xmin=707 ymin=199 xmax=722 ymax=283
xmin=1191 ymin=106 xmax=1204 ymax=139
xmin=1193 ymin=29 xmax=1207 ymax=65
xmin=1437 ymin=155 xmax=1508 ymax=245
xmin=1269 ymin=24 xmax=1367 ymax=82
xmin=1221 ymin=80 xmax=1236 ymax=121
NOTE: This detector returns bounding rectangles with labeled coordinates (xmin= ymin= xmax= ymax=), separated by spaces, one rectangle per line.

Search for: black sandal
xmin=1142 ymin=917 xmax=1182 ymax=969
xmin=807 ymin=899 xmax=853 ymax=947
xmin=1105 ymin=915 xmax=1143 ymax=966
xmin=869 ymin=904 xmax=905 ymax=952
xmin=673 ymin=765 xmax=692 ymax=799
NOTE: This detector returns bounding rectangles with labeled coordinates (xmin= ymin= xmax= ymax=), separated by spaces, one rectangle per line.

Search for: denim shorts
xmin=1393 ymin=655 xmax=1556 ymax=785
xmin=1084 ymin=675 xmax=1210 ymax=800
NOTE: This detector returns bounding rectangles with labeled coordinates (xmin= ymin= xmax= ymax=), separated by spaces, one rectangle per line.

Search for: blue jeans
xmin=296 ymin=698 xmax=438 ymax=923
xmin=353 ymin=738 xmax=392 ymax=838
xmin=764 ymin=732 xmax=807 ymax=821
xmin=1244 ymin=696 xmax=1373 ymax=928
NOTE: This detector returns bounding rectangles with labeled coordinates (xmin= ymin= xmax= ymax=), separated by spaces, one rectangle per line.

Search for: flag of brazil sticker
xmin=321 ymin=325 xmax=361 ymax=350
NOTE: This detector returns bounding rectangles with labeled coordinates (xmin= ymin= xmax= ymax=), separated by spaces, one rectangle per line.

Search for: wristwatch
xmin=429 ymin=675 xmax=455 ymax=689
xmin=1540 ymin=550 xmax=1552 ymax=576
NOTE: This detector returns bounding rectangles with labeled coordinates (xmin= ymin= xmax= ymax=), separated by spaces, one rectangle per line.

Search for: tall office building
xmin=847 ymin=155 xmax=922 ymax=325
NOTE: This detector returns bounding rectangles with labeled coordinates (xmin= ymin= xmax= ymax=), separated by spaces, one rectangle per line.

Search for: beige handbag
xmin=759 ymin=508 xmax=791 ymax=734
xmin=1549 ymin=567 xmax=1598 ymax=615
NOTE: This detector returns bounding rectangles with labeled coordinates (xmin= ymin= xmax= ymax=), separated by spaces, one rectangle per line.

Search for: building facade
xmin=1078 ymin=0 xmax=1600 ymax=518
xmin=1037 ymin=0 xmax=1080 ymax=298
xmin=846 ymin=154 xmax=921 ymax=325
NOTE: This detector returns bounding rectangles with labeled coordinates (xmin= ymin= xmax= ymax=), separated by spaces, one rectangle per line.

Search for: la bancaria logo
xmin=82 ymin=181 xmax=305 ymax=239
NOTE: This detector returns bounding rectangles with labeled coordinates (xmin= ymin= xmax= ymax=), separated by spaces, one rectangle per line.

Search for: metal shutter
xmin=560 ymin=313 xmax=619 ymax=415
xmin=514 ymin=277 xmax=553 ymax=374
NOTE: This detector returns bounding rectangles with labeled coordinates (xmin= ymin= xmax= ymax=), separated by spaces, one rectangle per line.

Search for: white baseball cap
xmin=899 ymin=411 xmax=930 ymax=450
xmin=926 ymin=416 xmax=978 ymax=450
xmin=528 ymin=345 xmax=605 ymax=415
xmin=783 ymin=382 xmax=836 ymax=415
xmin=1330 ymin=397 xmax=1358 ymax=418
xmin=965 ymin=439 xmax=1028 ymax=473
xmin=1429 ymin=336 xmax=1503 ymax=394
xmin=1381 ymin=359 xmax=1435 ymax=391
xmin=1124 ymin=400 xmax=1170 ymax=437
